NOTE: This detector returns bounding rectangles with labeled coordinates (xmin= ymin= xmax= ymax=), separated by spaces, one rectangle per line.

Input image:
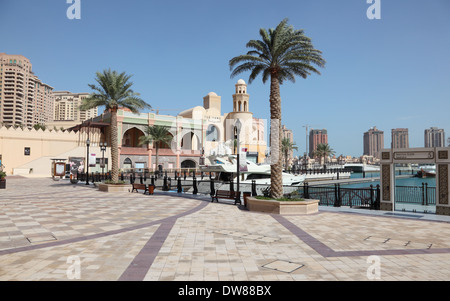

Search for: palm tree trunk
xmin=270 ymin=75 xmax=283 ymax=199
xmin=110 ymin=108 xmax=119 ymax=183
xmin=285 ymin=150 xmax=288 ymax=171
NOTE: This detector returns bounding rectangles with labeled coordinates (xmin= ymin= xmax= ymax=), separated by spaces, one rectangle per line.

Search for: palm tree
xmin=229 ymin=18 xmax=325 ymax=198
xmin=80 ymin=69 xmax=150 ymax=183
xmin=313 ymin=143 xmax=335 ymax=166
xmin=139 ymin=125 xmax=173 ymax=173
xmin=281 ymin=138 xmax=298 ymax=170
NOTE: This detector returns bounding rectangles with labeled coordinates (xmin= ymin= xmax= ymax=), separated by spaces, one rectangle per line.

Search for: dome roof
xmin=237 ymin=79 xmax=246 ymax=85
xmin=207 ymin=92 xmax=218 ymax=96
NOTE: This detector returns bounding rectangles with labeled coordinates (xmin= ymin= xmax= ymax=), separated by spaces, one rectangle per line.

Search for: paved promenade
xmin=1 ymin=176 xmax=450 ymax=281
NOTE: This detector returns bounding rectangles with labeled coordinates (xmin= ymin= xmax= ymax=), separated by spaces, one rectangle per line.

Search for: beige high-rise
xmin=364 ymin=126 xmax=384 ymax=158
xmin=424 ymin=127 xmax=445 ymax=148
xmin=391 ymin=128 xmax=409 ymax=149
xmin=53 ymin=91 xmax=98 ymax=122
xmin=0 ymin=53 xmax=54 ymax=128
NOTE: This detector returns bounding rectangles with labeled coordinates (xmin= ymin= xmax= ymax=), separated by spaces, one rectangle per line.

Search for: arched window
xmin=206 ymin=124 xmax=219 ymax=142
xmin=123 ymin=158 xmax=132 ymax=170
xmin=122 ymin=127 xmax=145 ymax=147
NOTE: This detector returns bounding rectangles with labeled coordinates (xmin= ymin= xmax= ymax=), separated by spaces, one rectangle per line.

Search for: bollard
xmin=193 ymin=176 xmax=198 ymax=195
xmin=210 ymin=179 xmax=215 ymax=197
xmin=177 ymin=177 xmax=182 ymax=193
xmin=251 ymin=180 xmax=257 ymax=196
xmin=163 ymin=176 xmax=168 ymax=191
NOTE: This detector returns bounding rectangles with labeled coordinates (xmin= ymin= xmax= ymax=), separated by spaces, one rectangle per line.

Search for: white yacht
xmin=200 ymin=155 xmax=305 ymax=195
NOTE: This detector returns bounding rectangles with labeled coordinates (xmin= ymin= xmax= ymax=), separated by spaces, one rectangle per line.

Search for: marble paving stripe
xmin=118 ymin=219 xmax=176 ymax=281
xmin=0 ymin=201 xmax=208 ymax=256
xmin=272 ymin=214 xmax=450 ymax=257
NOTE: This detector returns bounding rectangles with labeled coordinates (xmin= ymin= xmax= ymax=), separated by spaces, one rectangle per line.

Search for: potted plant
xmin=0 ymin=171 xmax=6 ymax=189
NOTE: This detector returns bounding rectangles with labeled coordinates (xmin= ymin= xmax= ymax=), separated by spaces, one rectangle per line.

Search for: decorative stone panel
xmin=438 ymin=164 xmax=449 ymax=205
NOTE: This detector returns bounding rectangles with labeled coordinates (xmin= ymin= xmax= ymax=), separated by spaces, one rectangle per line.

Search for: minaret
xmin=226 ymin=79 xmax=253 ymax=143
xmin=233 ymin=79 xmax=249 ymax=112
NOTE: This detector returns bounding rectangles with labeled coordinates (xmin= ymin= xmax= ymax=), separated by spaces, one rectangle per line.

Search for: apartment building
xmin=53 ymin=91 xmax=97 ymax=122
xmin=391 ymin=128 xmax=409 ymax=149
xmin=424 ymin=127 xmax=445 ymax=148
xmin=309 ymin=128 xmax=328 ymax=157
xmin=0 ymin=53 xmax=54 ymax=128
xmin=363 ymin=126 xmax=384 ymax=158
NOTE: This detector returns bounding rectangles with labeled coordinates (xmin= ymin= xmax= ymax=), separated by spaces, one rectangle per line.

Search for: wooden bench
xmin=131 ymin=183 xmax=149 ymax=194
xmin=211 ymin=190 xmax=236 ymax=203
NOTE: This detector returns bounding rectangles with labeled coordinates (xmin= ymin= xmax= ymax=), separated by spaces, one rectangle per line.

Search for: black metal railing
xmin=395 ymin=183 xmax=436 ymax=205
xmin=297 ymin=183 xmax=381 ymax=210
xmin=73 ymin=171 xmax=434 ymax=211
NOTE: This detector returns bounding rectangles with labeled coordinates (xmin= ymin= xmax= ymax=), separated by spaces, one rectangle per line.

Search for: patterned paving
xmin=1 ymin=177 xmax=450 ymax=281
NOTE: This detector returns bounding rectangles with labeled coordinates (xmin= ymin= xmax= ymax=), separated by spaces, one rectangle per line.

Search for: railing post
xmin=376 ymin=184 xmax=380 ymax=210
xmin=425 ymin=183 xmax=428 ymax=206
xmin=421 ymin=182 xmax=425 ymax=205
xmin=304 ymin=182 xmax=309 ymax=199
xmin=334 ymin=184 xmax=339 ymax=207
xmin=338 ymin=184 xmax=342 ymax=207
xmin=370 ymin=184 xmax=374 ymax=209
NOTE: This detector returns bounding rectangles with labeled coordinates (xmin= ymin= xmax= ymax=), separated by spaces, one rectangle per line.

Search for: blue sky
xmin=1 ymin=0 xmax=449 ymax=157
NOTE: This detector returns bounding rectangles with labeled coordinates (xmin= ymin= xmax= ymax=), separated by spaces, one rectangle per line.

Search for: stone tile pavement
xmin=1 ymin=176 xmax=450 ymax=281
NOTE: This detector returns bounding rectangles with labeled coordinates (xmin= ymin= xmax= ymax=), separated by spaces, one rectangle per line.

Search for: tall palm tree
xmin=314 ymin=143 xmax=335 ymax=166
xmin=139 ymin=125 xmax=173 ymax=173
xmin=80 ymin=69 xmax=150 ymax=183
xmin=229 ymin=18 xmax=325 ymax=198
xmin=281 ymin=138 xmax=298 ymax=170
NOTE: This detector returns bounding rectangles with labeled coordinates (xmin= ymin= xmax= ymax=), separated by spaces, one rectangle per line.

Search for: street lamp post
xmin=235 ymin=119 xmax=242 ymax=205
xmin=100 ymin=142 xmax=107 ymax=176
xmin=85 ymin=138 xmax=90 ymax=185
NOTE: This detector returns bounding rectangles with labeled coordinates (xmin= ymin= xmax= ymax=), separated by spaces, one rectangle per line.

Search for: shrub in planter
xmin=0 ymin=171 xmax=6 ymax=189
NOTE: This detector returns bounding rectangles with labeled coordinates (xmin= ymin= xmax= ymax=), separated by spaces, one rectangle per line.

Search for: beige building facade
xmin=0 ymin=79 xmax=267 ymax=176
xmin=0 ymin=53 xmax=54 ymax=128
xmin=281 ymin=125 xmax=295 ymax=168
xmin=0 ymin=125 xmax=107 ymax=176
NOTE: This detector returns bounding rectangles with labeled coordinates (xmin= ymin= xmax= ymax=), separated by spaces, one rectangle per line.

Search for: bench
xmin=131 ymin=183 xmax=149 ymax=194
xmin=211 ymin=190 xmax=236 ymax=203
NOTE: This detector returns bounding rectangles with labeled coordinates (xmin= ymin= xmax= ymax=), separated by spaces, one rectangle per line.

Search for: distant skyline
xmin=1 ymin=0 xmax=449 ymax=157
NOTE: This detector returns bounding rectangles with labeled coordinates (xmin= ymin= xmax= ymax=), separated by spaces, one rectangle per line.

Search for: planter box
xmin=0 ymin=180 xmax=5 ymax=189
xmin=246 ymin=197 xmax=319 ymax=215
xmin=98 ymin=183 xmax=132 ymax=193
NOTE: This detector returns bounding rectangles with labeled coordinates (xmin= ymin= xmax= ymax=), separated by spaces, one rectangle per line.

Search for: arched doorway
xmin=181 ymin=159 xmax=196 ymax=168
